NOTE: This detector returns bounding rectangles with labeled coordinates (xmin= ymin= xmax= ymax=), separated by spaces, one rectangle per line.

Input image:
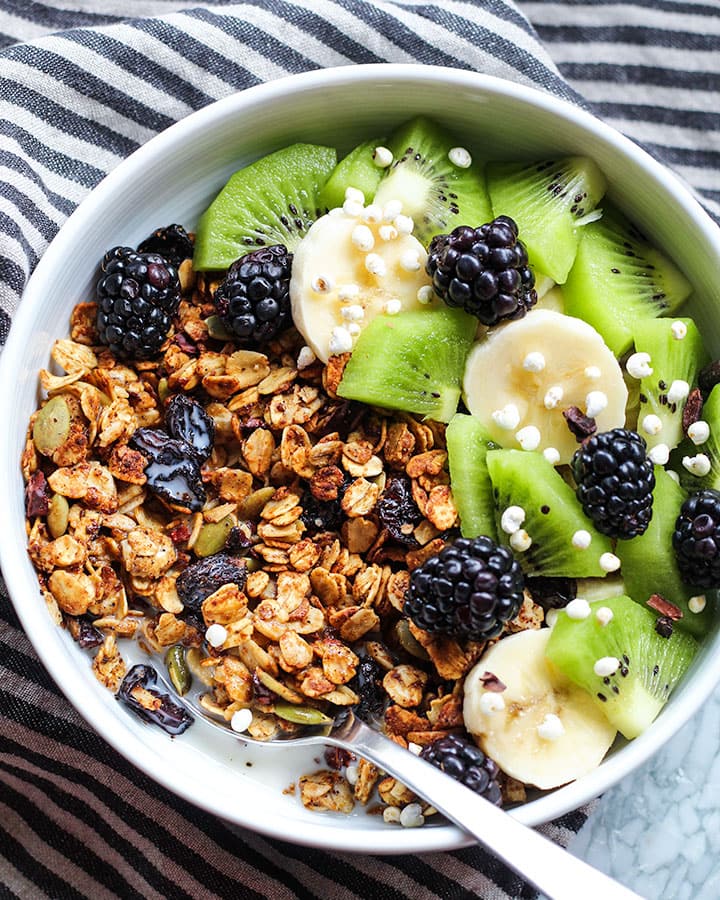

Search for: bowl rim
xmin=4 ymin=61 xmax=720 ymax=855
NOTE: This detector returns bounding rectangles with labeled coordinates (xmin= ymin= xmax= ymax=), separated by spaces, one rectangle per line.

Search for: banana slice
xmin=463 ymin=309 xmax=627 ymax=464
xmin=464 ymin=629 xmax=616 ymax=790
xmin=289 ymin=198 xmax=435 ymax=362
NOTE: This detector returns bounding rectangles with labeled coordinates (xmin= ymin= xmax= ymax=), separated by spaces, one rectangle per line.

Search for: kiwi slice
xmin=336 ymin=307 xmax=476 ymax=422
xmin=546 ymin=595 xmax=698 ymax=739
xmin=446 ymin=414 xmax=498 ymax=540
xmin=674 ymin=382 xmax=720 ymax=493
xmin=632 ymin=317 xmax=707 ymax=452
xmin=373 ymin=117 xmax=492 ymax=245
xmin=486 ymin=157 xmax=606 ymax=284
xmin=193 ymin=143 xmax=337 ymax=270
xmin=562 ymin=206 xmax=692 ymax=356
xmin=319 ymin=138 xmax=385 ymax=210
xmin=615 ymin=466 xmax=712 ymax=635
xmin=486 ymin=448 xmax=613 ymax=577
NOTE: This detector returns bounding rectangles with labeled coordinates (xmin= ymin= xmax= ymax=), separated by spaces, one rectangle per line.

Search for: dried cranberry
xmin=25 ymin=470 xmax=50 ymax=518
xmin=165 ymin=394 xmax=214 ymax=461
xmin=175 ymin=554 xmax=247 ymax=611
xmin=377 ymin=476 xmax=422 ymax=545
xmin=118 ymin=664 xmax=193 ymax=735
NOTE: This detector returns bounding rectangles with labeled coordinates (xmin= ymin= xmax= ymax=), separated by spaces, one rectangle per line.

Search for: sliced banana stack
xmin=463 ymin=309 xmax=627 ymax=464
xmin=463 ymin=629 xmax=616 ymax=790
xmin=290 ymin=189 xmax=435 ymax=362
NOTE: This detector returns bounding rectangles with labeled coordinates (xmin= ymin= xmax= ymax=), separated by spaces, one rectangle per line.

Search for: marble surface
xmin=569 ymin=686 xmax=720 ymax=899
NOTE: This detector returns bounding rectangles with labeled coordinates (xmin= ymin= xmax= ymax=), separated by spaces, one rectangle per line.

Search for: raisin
xmin=117 ymin=664 xmax=193 ymax=735
xmin=353 ymin=657 xmax=386 ymax=722
xmin=165 ymin=394 xmax=215 ymax=461
xmin=175 ymin=554 xmax=247 ymax=611
xmin=300 ymin=491 xmax=344 ymax=533
xmin=130 ymin=427 xmax=205 ymax=511
xmin=563 ymin=406 xmax=597 ymax=441
xmin=377 ymin=476 xmax=422 ymax=545
xmin=525 ymin=576 xmax=577 ymax=611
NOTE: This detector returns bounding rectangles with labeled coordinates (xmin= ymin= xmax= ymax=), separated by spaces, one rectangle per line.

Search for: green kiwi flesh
xmin=445 ymin=414 xmax=498 ymax=540
xmin=193 ymin=143 xmax=337 ymax=270
xmin=318 ymin=138 xmax=385 ymax=211
xmin=373 ymin=117 xmax=492 ymax=246
xmin=336 ymin=307 xmax=476 ymax=422
xmin=485 ymin=449 xmax=613 ymax=577
xmin=632 ymin=317 xmax=707 ymax=452
xmin=562 ymin=207 xmax=692 ymax=356
xmin=675 ymin=383 xmax=720 ymax=494
xmin=486 ymin=157 xmax=606 ymax=284
xmin=546 ymin=595 xmax=698 ymax=739
xmin=615 ymin=466 xmax=713 ymax=636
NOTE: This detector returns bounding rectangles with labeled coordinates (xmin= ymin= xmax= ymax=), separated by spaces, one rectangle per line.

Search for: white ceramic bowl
xmin=3 ymin=64 xmax=720 ymax=854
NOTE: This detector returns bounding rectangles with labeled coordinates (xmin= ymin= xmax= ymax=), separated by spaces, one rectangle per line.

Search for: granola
xmin=23 ymin=242 xmax=547 ymax=825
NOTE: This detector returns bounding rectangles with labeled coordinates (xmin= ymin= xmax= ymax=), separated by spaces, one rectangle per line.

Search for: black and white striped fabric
xmin=1 ymin=2 xmax=718 ymax=897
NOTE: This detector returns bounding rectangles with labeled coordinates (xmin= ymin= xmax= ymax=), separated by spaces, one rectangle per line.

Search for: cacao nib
xmin=563 ymin=406 xmax=597 ymax=441
xmin=655 ymin=615 xmax=674 ymax=638
xmin=175 ymin=554 xmax=247 ymax=611
xmin=25 ymin=470 xmax=50 ymax=518
xmin=647 ymin=593 xmax=683 ymax=620
xmin=682 ymin=388 xmax=703 ymax=436
xmin=324 ymin=747 xmax=354 ymax=769
xmin=117 ymin=664 xmax=193 ymax=735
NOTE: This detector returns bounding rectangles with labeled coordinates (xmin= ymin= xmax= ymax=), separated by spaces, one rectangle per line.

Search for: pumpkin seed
xmin=165 ymin=644 xmax=191 ymax=695
xmin=33 ymin=396 xmax=71 ymax=456
xmin=395 ymin=619 xmax=430 ymax=661
xmin=205 ymin=315 xmax=235 ymax=341
xmin=193 ymin=515 xmax=234 ymax=557
xmin=256 ymin=667 xmax=305 ymax=704
xmin=157 ymin=377 xmax=170 ymax=404
xmin=46 ymin=494 xmax=70 ymax=538
xmin=238 ymin=486 xmax=275 ymax=521
xmin=273 ymin=702 xmax=333 ymax=726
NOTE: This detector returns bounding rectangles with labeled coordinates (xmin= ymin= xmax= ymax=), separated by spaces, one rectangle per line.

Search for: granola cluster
xmin=23 ymin=258 xmax=543 ymax=820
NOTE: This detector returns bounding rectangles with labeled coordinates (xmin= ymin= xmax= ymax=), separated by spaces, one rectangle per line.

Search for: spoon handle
xmin=329 ymin=718 xmax=642 ymax=900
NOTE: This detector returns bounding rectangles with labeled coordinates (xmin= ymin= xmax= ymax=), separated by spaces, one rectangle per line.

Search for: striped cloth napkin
xmin=1 ymin=2 xmax=718 ymax=898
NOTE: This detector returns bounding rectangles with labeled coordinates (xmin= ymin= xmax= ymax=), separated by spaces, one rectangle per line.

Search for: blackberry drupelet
xmin=672 ymin=489 xmax=720 ymax=587
xmin=420 ymin=734 xmax=502 ymax=805
xmin=572 ymin=428 xmax=655 ymax=539
xmin=96 ymin=246 xmax=181 ymax=359
xmin=426 ymin=216 xmax=537 ymax=326
xmin=404 ymin=535 xmax=524 ymax=641
xmin=214 ymin=244 xmax=292 ymax=345
xmin=137 ymin=224 xmax=194 ymax=266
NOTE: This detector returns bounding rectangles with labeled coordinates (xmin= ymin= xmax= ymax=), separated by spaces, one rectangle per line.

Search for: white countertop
xmin=570 ymin=683 xmax=720 ymax=899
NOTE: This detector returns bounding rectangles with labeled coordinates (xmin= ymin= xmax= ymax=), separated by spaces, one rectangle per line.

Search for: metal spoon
xmin=180 ymin=695 xmax=641 ymax=900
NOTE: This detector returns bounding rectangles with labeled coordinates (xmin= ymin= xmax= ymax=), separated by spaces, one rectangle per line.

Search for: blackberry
xmin=420 ymin=734 xmax=501 ymax=805
xmin=96 ymin=246 xmax=180 ymax=359
xmin=377 ymin=476 xmax=423 ymax=545
xmin=672 ymin=489 xmax=720 ymax=587
xmin=137 ymin=224 xmax=194 ymax=266
xmin=572 ymin=429 xmax=655 ymax=539
xmin=404 ymin=536 xmax=524 ymax=641
xmin=426 ymin=217 xmax=536 ymax=326
xmin=214 ymin=244 xmax=292 ymax=345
